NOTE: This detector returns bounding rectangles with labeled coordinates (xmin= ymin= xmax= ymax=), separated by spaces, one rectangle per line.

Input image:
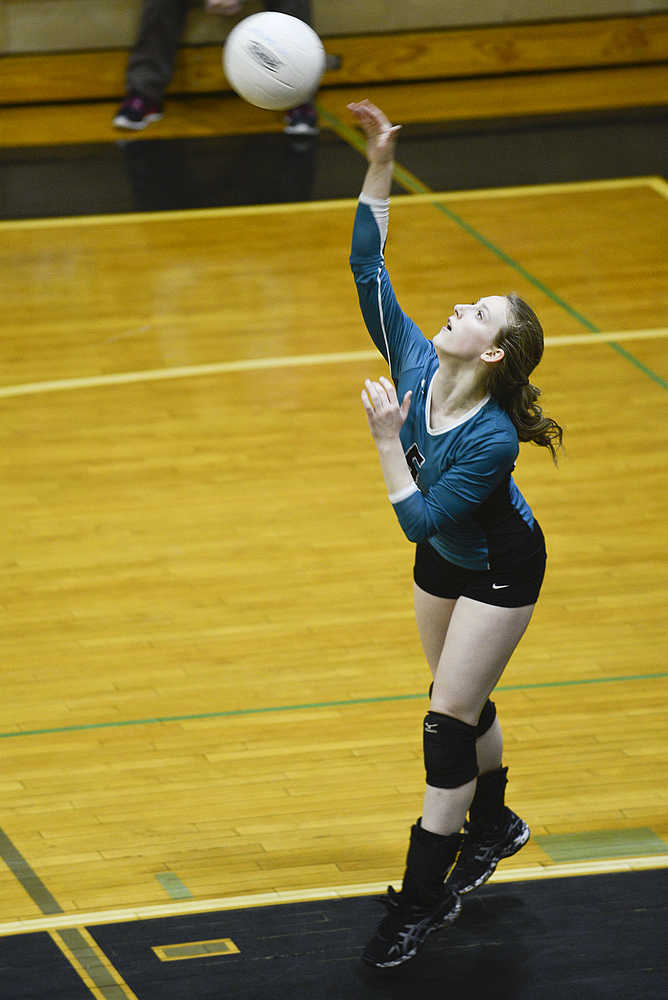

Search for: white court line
xmin=0 ymin=854 xmax=666 ymax=938
xmin=0 ymin=349 xmax=380 ymax=399
xmin=0 ymin=177 xmax=663 ymax=231
xmin=0 ymin=328 xmax=666 ymax=401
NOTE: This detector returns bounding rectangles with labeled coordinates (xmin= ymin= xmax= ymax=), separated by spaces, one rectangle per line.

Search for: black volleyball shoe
xmin=362 ymin=885 xmax=462 ymax=968
xmin=446 ymin=807 xmax=530 ymax=895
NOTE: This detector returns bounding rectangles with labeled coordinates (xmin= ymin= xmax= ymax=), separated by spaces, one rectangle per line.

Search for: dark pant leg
xmin=265 ymin=0 xmax=319 ymax=104
xmin=265 ymin=0 xmax=312 ymax=26
xmin=126 ymin=0 xmax=190 ymax=101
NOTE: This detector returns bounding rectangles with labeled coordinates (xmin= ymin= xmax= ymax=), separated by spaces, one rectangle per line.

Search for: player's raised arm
xmin=347 ymin=100 xmax=401 ymax=199
xmin=348 ymin=101 xmax=427 ymax=376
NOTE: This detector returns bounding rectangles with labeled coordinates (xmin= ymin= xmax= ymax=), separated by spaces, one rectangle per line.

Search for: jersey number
xmin=405 ymin=443 xmax=425 ymax=482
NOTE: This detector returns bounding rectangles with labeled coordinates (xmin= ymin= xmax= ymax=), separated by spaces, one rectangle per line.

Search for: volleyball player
xmin=348 ymin=99 xmax=563 ymax=968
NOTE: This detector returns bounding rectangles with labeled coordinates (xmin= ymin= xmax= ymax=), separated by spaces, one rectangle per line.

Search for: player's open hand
xmin=348 ymin=100 xmax=401 ymax=165
xmin=361 ymin=376 xmax=412 ymax=443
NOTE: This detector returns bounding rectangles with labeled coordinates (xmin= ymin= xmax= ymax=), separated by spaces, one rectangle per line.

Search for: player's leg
xmin=476 ymin=708 xmax=504 ymax=773
xmin=439 ymin=542 xmax=546 ymax=893
xmin=363 ymin=594 xmax=533 ymax=967
xmin=362 ymin=585 xmax=457 ymax=967
xmin=447 ymin=701 xmax=530 ymax=894
xmin=422 ymin=596 xmax=535 ymax=834
xmin=412 ymin=582 xmax=457 ymax=679
xmin=267 ymin=0 xmax=312 ymax=25
xmin=428 ymin=600 xmax=533 ymax=893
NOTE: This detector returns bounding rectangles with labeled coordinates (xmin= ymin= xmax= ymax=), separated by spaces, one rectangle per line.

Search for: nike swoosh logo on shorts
xmin=492 ymin=583 xmax=510 ymax=589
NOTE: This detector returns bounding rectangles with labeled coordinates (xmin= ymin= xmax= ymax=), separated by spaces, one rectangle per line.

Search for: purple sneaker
xmin=283 ymin=101 xmax=319 ymax=136
xmin=113 ymin=93 xmax=163 ymax=131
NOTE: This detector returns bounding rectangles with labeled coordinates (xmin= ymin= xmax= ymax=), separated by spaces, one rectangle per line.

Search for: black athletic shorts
xmin=413 ymin=529 xmax=547 ymax=608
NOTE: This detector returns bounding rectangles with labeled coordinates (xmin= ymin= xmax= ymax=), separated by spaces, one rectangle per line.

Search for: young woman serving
xmin=348 ymin=100 xmax=563 ymax=969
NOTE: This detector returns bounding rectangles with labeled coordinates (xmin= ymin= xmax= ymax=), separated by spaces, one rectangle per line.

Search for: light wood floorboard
xmin=0 ymin=162 xmax=666 ymax=920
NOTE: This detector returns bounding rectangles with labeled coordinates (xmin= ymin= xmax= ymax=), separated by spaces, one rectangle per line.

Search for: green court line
xmin=537 ymin=828 xmax=668 ymax=863
xmin=155 ymin=872 xmax=194 ymax=901
xmin=1 ymin=672 xmax=665 ymax=741
xmin=602 ymin=339 xmax=668 ymax=390
xmin=319 ymin=106 xmax=668 ymax=391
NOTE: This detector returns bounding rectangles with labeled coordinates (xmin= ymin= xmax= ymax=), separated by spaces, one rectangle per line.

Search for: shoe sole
xmin=112 ymin=113 xmax=163 ymax=131
xmin=457 ymin=822 xmax=530 ymax=895
xmin=362 ymin=895 xmax=462 ymax=969
xmin=283 ymin=125 xmax=319 ymax=136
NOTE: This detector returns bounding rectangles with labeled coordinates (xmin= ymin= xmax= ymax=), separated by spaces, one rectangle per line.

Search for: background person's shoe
xmin=113 ymin=94 xmax=164 ymax=131
xmin=283 ymin=102 xmax=319 ymax=135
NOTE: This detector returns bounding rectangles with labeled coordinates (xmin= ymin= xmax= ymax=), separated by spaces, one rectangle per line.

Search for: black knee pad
xmin=423 ymin=711 xmax=478 ymax=788
xmin=476 ymin=699 xmax=497 ymax=738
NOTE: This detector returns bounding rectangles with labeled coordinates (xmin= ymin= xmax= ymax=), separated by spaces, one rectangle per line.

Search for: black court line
xmin=2 ymin=870 xmax=666 ymax=1000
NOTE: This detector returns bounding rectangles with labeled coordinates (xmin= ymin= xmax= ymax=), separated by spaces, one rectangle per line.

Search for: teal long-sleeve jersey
xmin=350 ymin=195 xmax=541 ymax=572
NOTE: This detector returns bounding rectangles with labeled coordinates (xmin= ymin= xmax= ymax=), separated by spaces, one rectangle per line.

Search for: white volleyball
xmin=223 ymin=12 xmax=326 ymax=111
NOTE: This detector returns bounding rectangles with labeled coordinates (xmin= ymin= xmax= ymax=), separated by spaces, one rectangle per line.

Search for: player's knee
xmin=476 ymin=698 xmax=497 ymax=738
xmin=423 ymin=711 xmax=478 ymax=788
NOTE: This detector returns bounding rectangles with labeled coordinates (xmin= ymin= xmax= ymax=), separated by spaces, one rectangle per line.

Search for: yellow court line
xmin=0 ymin=328 xmax=666 ymax=401
xmin=153 ymin=937 xmax=240 ymax=962
xmin=421 ymin=176 xmax=666 ymax=202
xmin=381 ymin=176 xmax=665 ymax=204
xmin=1 ymin=853 xmax=666 ymax=939
xmin=647 ymin=176 xmax=668 ymax=199
xmin=0 ymin=195 xmax=359 ymax=231
xmin=49 ymin=926 xmax=140 ymax=1000
xmin=0 ymin=177 xmax=663 ymax=231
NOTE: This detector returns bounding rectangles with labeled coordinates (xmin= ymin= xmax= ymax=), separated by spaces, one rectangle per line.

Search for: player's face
xmin=434 ymin=295 xmax=509 ymax=361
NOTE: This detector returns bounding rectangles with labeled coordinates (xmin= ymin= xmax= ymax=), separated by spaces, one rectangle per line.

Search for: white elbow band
xmin=388 ymin=482 xmax=419 ymax=504
xmin=359 ymin=193 xmax=389 ymax=246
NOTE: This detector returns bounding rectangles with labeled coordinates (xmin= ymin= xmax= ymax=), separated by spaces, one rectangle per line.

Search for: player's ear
xmin=480 ymin=347 xmax=504 ymax=365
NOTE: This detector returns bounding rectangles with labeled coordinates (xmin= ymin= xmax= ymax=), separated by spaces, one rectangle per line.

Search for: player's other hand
xmin=361 ymin=376 xmax=412 ymax=443
xmin=205 ymin=0 xmax=243 ymax=15
xmin=348 ymin=100 xmax=401 ymax=165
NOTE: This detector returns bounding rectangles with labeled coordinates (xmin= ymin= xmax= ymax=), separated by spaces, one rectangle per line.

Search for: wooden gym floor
xmin=0 ymin=72 xmax=667 ymax=998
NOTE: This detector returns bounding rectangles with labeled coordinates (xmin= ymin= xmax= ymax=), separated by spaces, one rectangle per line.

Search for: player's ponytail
xmin=487 ymin=294 xmax=564 ymax=463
